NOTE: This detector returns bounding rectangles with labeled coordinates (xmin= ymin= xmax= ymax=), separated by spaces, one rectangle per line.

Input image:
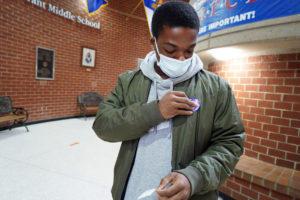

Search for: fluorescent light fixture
xmin=209 ymin=47 xmax=244 ymax=61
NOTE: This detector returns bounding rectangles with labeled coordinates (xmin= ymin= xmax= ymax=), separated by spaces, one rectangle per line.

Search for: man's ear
xmin=150 ymin=37 xmax=155 ymax=49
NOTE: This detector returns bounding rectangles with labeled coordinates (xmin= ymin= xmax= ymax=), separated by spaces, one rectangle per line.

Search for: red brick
xmin=268 ymin=148 xmax=285 ymax=158
xmin=251 ymin=107 xmax=265 ymax=115
xmin=296 ymin=163 xmax=300 ymax=171
xmin=271 ymin=190 xmax=293 ymax=200
xmin=288 ymin=61 xmax=300 ymax=69
xmin=287 ymin=136 xmax=300 ymax=145
xmin=284 ymin=95 xmax=300 ymax=103
xmin=241 ymin=187 xmax=258 ymax=199
xmin=276 ymin=86 xmax=293 ymax=94
xmin=278 ymin=53 xmax=297 ymax=61
xmin=245 ymin=149 xmax=258 ymax=158
xmin=286 ymin=152 xmax=300 ymax=162
xmin=278 ymin=142 xmax=296 ymax=152
xmin=252 ymin=144 xmax=267 ymax=154
xmin=291 ymin=120 xmax=300 ymax=128
xmin=253 ymin=78 xmax=266 ymax=84
xmin=240 ymin=78 xmax=252 ymax=84
xmin=259 ymin=85 xmax=274 ymax=93
xmin=238 ymin=105 xmax=250 ymax=113
xmin=243 ymin=113 xmax=255 ymax=120
xmin=280 ymin=127 xmax=298 ymax=136
xmin=256 ymin=115 xmax=271 ymax=123
xmin=252 ymin=183 xmax=270 ymax=195
xmin=266 ymin=109 xmax=281 ymax=117
xmin=251 ymin=92 xmax=265 ymax=100
xmin=269 ymin=133 xmax=286 ymax=142
xmin=265 ymin=93 xmax=281 ymax=101
xmin=244 ymin=141 xmax=252 ymax=149
xmin=263 ymin=124 xmax=279 ymax=133
xmin=244 ymin=99 xmax=257 ymax=106
xmin=246 ymin=135 xmax=260 ymax=144
xmin=261 ymin=71 xmax=276 ymax=77
xmin=232 ymin=191 xmax=248 ymax=200
xmin=295 ymin=87 xmax=300 ymax=94
xmin=248 ymin=56 xmax=261 ymax=63
xmin=246 ymin=85 xmax=259 ymax=92
xmin=253 ymin=130 xmax=269 ymax=138
xmin=236 ymin=98 xmax=244 ymax=105
xmin=277 ymin=70 xmax=295 ymax=77
xmin=228 ymin=78 xmax=239 ymax=84
xmin=261 ymin=55 xmax=278 ymax=62
xmin=235 ymin=177 xmax=250 ymax=188
xmin=233 ymin=84 xmax=245 ymax=91
xmin=272 ymin=118 xmax=290 ymax=126
xmin=293 ymin=104 xmax=300 ymax=112
xmin=259 ymin=194 xmax=274 ymax=200
xmin=244 ymin=127 xmax=253 ymax=135
xmin=248 ymin=121 xmax=262 ymax=129
xmin=256 ymin=63 xmax=270 ymax=70
xmin=269 ymin=62 xmax=287 ymax=69
xmin=267 ymin=78 xmax=284 ymax=85
xmin=259 ymin=154 xmax=275 ymax=164
xmin=226 ymin=179 xmax=241 ymax=192
xmin=219 ymin=185 xmax=232 ymax=196
xmin=283 ymin=111 xmax=300 ymax=120
xmin=258 ymin=101 xmax=273 ymax=108
xmin=235 ymin=71 xmax=248 ymax=77
xmin=274 ymin=102 xmax=292 ymax=110
xmin=238 ymin=91 xmax=249 ymax=98
xmin=248 ymin=70 xmax=260 ymax=77
xmin=261 ymin=138 xmax=277 ymax=148
xmin=285 ymin=78 xmax=300 ymax=86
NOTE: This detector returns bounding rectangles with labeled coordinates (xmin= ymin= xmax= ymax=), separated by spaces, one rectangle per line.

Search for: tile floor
xmin=0 ymin=117 xmax=120 ymax=200
xmin=0 ymin=117 xmax=224 ymax=200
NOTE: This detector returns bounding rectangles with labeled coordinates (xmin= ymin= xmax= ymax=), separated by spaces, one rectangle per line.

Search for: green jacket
xmin=93 ymin=69 xmax=245 ymax=200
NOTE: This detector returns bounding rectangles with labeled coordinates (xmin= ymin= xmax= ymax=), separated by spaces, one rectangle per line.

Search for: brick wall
xmin=208 ymin=52 xmax=300 ymax=199
xmin=0 ymin=0 xmax=151 ymax=122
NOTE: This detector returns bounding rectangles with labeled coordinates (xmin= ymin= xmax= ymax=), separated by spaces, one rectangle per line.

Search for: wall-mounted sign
xmin=26 ymin=0 xmax=100 ymax=30
xmin=82 ymin=47 xmax=96 ymax=67
xmin=36 ymin=46 xmax=55 ymax=80
xmin=193 ymin=0 xmax=300 ymax=37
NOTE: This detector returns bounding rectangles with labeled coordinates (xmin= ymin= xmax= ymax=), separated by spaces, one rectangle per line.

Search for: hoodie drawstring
xmin=154 ymin=80 xmax=158 ymax=134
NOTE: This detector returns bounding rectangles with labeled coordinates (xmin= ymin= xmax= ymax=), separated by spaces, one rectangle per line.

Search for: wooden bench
xmin=78 ymin=92 xmax=105 ymax=119
xmin=0 ymin=96 xmax=29 ymax=132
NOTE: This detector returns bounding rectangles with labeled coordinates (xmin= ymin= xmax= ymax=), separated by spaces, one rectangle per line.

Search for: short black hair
xmin=151 ymin=1 xmax=200 ymax=38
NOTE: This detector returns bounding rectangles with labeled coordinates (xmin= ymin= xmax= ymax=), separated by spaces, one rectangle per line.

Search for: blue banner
xmin=192 ymin=0 xmax=300 ymax=37
xmin=86 ymin=0 xmax=108 ymax=15
xmin=143 ymin=0 xmax=162 ymax=36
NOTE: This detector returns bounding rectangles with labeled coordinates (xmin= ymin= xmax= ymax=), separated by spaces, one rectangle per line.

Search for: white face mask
xmin=154 ymin=38 xmax=193 ymax=78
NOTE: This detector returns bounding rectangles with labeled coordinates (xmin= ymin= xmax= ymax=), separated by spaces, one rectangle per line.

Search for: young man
xmin=93 ymin=2 xmax=245 ymax=200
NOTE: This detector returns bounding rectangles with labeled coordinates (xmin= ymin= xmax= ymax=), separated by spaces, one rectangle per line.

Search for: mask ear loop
xmin=154 ymin=38 xmax=161 ymax=62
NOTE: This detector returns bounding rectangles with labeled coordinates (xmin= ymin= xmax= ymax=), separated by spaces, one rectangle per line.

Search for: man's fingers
xmin=173 ymin=96 xmax=197 ymax=107
xmin=157 ymin=182 xmax=180 ymax=198
xmin=177 ymin=110 xmax=193 ymax=116
xmin=171 ymin=91 xmax=187 ymax=97
xmin=158 ymin=174 xmax=174 ymax=190
xmin=174 ymin=102 xmax=195 ymax=111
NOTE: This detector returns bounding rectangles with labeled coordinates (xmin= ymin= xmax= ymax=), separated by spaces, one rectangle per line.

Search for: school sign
xmin=193 ymin=0 xmax=300 ymax=37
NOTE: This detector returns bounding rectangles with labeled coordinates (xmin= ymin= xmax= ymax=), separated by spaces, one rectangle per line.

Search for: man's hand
xmin=158 ymin=91 xmax=197 ymax=119
xmin=156 ymin=172 xmax=191 ymax=200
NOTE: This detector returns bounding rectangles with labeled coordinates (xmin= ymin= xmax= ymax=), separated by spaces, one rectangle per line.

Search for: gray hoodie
xmin=124 ymin=51 xmax=203 ymax=200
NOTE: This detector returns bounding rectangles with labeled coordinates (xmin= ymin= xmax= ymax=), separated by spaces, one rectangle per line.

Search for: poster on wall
xmin=82 ymin=47 xmax=96 ymax=67
xmin=193 ymin=0 xmax=300 ymax=37
xmin=36 ymin=46 xmax=55 ymax=80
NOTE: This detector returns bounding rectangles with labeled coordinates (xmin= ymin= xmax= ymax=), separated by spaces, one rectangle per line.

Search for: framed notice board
xmin=35 ymin=46 xmax=55 ymax=80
